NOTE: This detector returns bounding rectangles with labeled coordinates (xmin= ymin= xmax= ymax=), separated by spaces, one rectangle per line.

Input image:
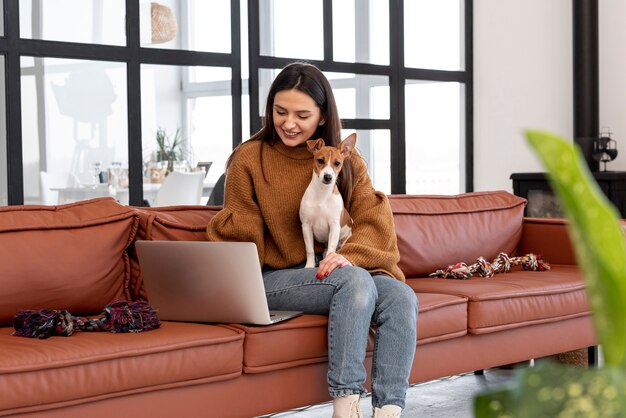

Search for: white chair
xmin=153 ymin=171 xmax=205 ymax=207
xmin=39 ymin=171 xmax=80 ymax=205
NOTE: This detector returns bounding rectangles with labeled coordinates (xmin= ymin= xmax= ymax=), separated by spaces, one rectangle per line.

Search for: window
xmin=21 ymin=57 xmax=128 ymax=204
xmin=249 ymin=0 xmax=471 ymax=194
xmin=19 ymin=0 xmax=126 ymax=46
xmin=405 ymin=80 xmax=464 ymax=194
xmin=0 ymin=0 xmax=471 ymax=205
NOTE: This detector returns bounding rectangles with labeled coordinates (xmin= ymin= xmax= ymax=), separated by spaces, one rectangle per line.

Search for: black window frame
xmin=248 ymin=0 xmax=473 ymax=194
xmin=1 ymin=0 xmax=242 ymax=205
xmin=1 ymin=0 xmax=472 ymax=205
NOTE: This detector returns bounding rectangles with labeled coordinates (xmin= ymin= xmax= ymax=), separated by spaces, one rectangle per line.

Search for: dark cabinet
xmin=510 ymin=172 xmax=626 ymax=218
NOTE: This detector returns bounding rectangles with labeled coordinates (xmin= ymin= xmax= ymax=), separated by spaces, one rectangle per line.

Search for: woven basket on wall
xmin=151 ymin=2 xmax=178 ymax=44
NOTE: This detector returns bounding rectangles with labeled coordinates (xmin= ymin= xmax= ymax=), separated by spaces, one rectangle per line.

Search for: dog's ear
xmin=307 ymin=138 xmax=325 ymax=153
xmin=339 ymin=133 xmax=357 ymax=159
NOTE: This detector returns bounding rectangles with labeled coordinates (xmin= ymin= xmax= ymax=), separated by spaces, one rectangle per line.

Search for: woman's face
xmin=273 ymin=89 xmax=325 ymax=147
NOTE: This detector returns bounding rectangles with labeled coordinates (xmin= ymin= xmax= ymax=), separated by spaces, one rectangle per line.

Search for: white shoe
xmin=332 ymin=394 xmax=363 ymax=418
xmin=373 ymin=405 xmax=402 ymax=418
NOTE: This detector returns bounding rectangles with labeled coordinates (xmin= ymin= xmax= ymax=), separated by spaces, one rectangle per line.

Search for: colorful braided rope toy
xmin=12 ymin=299 xmax=160 ymax=339
xmin=429 ymin=252 xmax=551 ymax=280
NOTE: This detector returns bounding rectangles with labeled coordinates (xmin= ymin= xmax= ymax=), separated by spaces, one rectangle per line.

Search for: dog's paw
xmin=304 ymin=262 xmax=316 ymax=269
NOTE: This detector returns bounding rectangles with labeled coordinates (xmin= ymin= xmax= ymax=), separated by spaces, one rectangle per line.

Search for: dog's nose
xmin=323 ymin=174 xmax=333 ymax=183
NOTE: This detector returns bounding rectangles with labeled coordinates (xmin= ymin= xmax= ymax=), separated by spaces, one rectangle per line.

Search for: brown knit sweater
xmin=206 ymin=139 xmax=405 ymax=281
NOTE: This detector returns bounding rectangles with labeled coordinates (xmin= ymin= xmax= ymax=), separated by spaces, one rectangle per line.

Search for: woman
xmin=207 ymin=62 xmax=418 ymax=418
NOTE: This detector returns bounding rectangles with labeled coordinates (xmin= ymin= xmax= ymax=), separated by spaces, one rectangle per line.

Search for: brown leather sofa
xmin=0 ymin=191 xmax=596 ymax=417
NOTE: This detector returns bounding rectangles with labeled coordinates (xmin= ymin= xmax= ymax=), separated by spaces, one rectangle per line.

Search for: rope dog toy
xmin=12 ymin=299 xmax=160 ymax=339
xmin=429 ymin=252 xmax=551 ymax=280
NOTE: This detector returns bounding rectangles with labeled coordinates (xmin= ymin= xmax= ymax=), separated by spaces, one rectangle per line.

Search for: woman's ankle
xmin=373 ymin=404 xmax=402 ymax=417
xmin=332 ymin=394 xmax=362 ymax=418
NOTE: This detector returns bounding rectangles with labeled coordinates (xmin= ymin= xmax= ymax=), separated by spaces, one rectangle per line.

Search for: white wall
xmin=474 ymin=1 xmax=626 ymax=191
xmin=599 ymin=1 xmax=626 ymax=171
xmin=473 ymin=0 xmax=573 ymax=192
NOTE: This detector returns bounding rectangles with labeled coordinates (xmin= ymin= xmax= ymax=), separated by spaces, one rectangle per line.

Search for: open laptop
xmin=135 ymin=241 xmax=302 ymax=325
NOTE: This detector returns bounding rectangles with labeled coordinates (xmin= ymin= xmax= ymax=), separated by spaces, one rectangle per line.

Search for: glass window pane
xmin=342 ymin=129 xmax=390 ymax=194
xmin=405 ymin=81 xmax=464 ymax=195
xmin=0 ymin=56 xmax=6 ymax=206
xmin=189 ymin=67 xmax=232 ymax=84
xmin=333 ymin=0 xmax=389 ymax=65
xmin=0 ymin=1 xmax=4 ymax=37
xmin=242 ymin=93 xmax=251 ymax=142
xmin=325 ymin=72 xmax=389 ymax=120
xmin=142 ymin=64 xmax=232 ymax=205
xmin=241 ymin=0 xmax=249 ymax=79
xmin=21 ymin=58 xmax=128 ymax=205
xmin=142 ymin=0 xmax=232 ymax=53
xmin=20 ymin=0 xmax=126 ymax=46
xmin=259 ymin=0 xmax=323 ymax=60
xmin=188 ymin=95 xmax=233 ymax=187
xmin=257 ymin=68 xmax=279 ymax=114
xmin=404 ymin=0 xmax=463 ymax=70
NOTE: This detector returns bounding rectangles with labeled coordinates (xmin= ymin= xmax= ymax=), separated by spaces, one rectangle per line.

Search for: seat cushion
xmin=389 ymin=191 xmax=526 ymax=277
xmin=413 ymin=292 xmax=468 ymax=344
xmin=0 ymin=322 xmax=244 ymax=415
xmin=0 ymin=198 xmax=138 ymax=325
xmin=406 ymin=265 xmax=590 ymax=334
xmin=226 ymin=315 xmax=342 ymax=374
xmin=227 ymin=292 xmax=467 ymax=373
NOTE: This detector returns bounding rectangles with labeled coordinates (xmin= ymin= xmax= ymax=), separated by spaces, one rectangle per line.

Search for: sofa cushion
xmin=413 ymin=292 xmax=468 ymax=344
xmin=406 ymin=265 xmax=590 ymax=334
xmin=130 ymin=205 xmax=221 ymax=299
xmin=0 ymin=322 xmax=244 ymax=415
xmin=0 ymin=198 xmax=138 ymax=325
xmin=227 ymin=292 xmax=467 ymax=373
xmin=389 ymin=191 xmax=526 ymax=278
xmin=135 ymin=205 xmax=222 ymax=241
xmin=226 ymin=315 xmax=349 ymax=374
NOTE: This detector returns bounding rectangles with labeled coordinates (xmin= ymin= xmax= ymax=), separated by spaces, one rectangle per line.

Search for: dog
xmin=299 ymin=133 xmax=357 ymax=269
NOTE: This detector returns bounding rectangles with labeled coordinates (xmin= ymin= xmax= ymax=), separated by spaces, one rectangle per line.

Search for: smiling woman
xmin=273 ymin=89 xmax=325 ymax=147
xmin=207 ymin=62 xmax=417 ymax=417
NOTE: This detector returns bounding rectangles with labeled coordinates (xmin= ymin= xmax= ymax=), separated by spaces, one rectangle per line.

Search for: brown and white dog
xmin=299 ymin=133 xmax=357 ymax=268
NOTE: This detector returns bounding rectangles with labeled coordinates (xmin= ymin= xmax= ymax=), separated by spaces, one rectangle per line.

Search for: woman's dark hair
xmin=228 ymin=62 xmax=356 ymax=207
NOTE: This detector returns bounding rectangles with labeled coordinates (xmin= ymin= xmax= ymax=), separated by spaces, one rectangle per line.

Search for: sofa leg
xmin=474 ymin=369 xmax=484 ymax=375
xmin=588 ymin=346 xmax=599 ymax=368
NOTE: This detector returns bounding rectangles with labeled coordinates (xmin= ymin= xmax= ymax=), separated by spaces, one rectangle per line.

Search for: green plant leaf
xmin=474 ymin=386 xmax=516 ymax=417
xmin=525 ymin=130 xmax=626 ymax=367
xmin=475 ymin=130 xmax=626 ymax=417
xmin=475 ymin=363 xmax=626 ymax=417
xmin=155 ymin=127 xmax=187 ymax=164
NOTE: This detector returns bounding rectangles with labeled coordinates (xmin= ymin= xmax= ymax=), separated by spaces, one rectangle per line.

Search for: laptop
xmin=135 ymin=241 xmax=303 ymax=325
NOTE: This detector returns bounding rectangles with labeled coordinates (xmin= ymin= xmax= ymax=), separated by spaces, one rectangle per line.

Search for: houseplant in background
xmin=155 ymin=126 xmax=184 ymax=175
xmin=474 ymin=130 xmax=626 ymax=417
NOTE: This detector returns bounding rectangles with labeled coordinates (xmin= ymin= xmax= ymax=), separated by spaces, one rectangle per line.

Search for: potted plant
xmin=155 ymin=126 xmax=184 ymax=174
xmin=474 ymin=130 xmax=626 ymax=417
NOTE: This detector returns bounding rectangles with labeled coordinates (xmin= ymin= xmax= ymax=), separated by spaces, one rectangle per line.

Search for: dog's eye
xmin=317 ymin=158 xmax=325 ymax=164
xmin=334 ymin=161 xmax=342 ymax=167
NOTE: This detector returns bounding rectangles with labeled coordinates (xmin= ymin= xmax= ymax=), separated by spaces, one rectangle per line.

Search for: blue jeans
xmin=262 ymin=265 xmax=418 ymax=409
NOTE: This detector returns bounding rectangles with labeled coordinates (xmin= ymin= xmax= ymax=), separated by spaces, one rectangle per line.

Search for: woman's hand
xmin=316 ymin=253 xmax=352 ymax=280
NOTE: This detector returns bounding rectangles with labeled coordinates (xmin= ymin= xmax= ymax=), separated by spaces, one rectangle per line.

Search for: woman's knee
xmin=332 ymin=265 xmax=374 ymax=286
xmin=398 ymin=284 xmax=418 ymax=320
xmin=330 ymin=266 xmax=377 ymax=305
xmin=406 ymin=286 xmax=419 ymax=315
xmin=379 ymin=279 xmax=418 ymax=320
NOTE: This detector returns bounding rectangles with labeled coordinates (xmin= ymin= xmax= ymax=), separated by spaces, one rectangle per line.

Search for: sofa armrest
xmin=516 ymin=218 xmax=578 ymax=265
